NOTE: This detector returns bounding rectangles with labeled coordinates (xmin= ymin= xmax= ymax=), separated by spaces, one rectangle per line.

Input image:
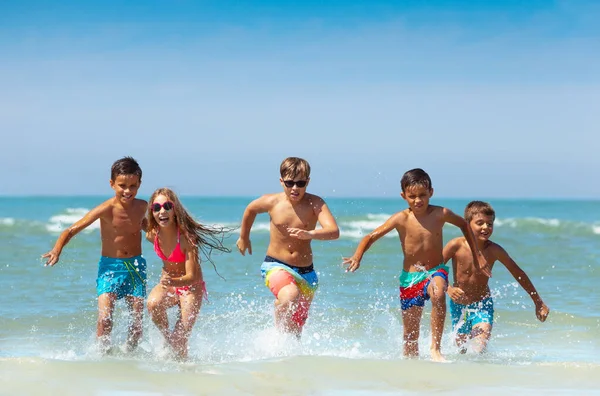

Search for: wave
xmin=3 ymin=211 xmax=600 ymax=239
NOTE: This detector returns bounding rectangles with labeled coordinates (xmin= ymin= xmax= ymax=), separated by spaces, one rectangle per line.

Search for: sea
xmin=1 ymin=196 xmax=599 ymax=395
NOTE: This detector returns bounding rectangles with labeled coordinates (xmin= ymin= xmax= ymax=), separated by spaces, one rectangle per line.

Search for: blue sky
xmin=2 ymin=1 xmax=599 ymax=198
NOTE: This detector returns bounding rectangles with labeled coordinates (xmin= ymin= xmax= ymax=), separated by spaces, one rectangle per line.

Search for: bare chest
xmin=270 ymin=203 xmax=316 ymax=230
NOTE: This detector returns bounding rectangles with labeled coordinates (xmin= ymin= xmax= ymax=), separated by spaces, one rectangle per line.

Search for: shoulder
xmin=486 ymin=240 xmax=506 ymax=257
xmin=134 ymin=198 xmax=148 ymax=211
xmin=96 ymin=198 xmax=116 ymax=214
xmin=389 ymin=209 xmax=409 ymax=224
xmin=448 ymin=236 xmax=466 ymax=247
xmin=305 ymin=193 xmax=326 ymax=207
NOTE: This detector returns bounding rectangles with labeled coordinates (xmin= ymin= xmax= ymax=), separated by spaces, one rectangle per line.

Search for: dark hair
xmin=400 ymin=168 xmax=432 ymax=192
xmin=280 ymin=157 xmax=311 ymax=180
xmin=111 ymin=156 xmax=142 ymax=181
xmin=464 ymin=201 xmax=496 ymax=222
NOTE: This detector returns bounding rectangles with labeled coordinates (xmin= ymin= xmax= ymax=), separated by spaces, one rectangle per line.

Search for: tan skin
xmin=236 ymin=176 xmax=340 ymax=336
xmin=343 ymin=185 xmax=488 ymax=362
xmin=443 ymin=213 xmax=549 ymax=353
xmin=41 ymin=174 xmax=147 ymax=352
xmin=146 ymin=194 xmax=204 ymax=361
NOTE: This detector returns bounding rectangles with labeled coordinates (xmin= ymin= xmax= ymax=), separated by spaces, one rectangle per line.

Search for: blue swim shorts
xmin=450 ymin=297 xmax=494 ymax=334
xmin=96 ymin=255 xmax=147 ymax=299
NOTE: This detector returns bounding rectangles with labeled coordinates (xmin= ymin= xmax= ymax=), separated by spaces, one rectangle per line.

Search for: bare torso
xmin=397 ymin=206 xmax=446 ymax=272
xmin=266 ymin=192 xmax=319 ymax=267
xmin=99 ymin=198 xmax=147 ymax=258
xmin=451 ymin=238 xmax=498 ymax=304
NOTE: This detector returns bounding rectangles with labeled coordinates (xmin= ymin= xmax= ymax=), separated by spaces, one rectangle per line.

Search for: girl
xmin=146 ymin=187 xmax=230 ymax=360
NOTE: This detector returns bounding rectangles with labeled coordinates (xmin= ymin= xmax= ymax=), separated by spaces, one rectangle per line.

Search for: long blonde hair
xmin=146 ymin=187 xmax=231 ymax=277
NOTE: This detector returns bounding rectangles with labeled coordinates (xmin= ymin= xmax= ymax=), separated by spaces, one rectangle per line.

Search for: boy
xmin=42 ymin=156 xmax=148 ymax=353
xmin=442 ymin=201 xmax=549 ymax=353
xmin=236 ymin=157 xmax=340 ymax=338
xmin=343 ymin=168 xmax=487 ymax=362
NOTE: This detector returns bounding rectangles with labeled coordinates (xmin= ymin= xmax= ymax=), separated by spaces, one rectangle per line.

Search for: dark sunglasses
xmin=283 ymin=180 xmax=307 ymax=188
xmin=151 ymin=201 xmax=174 ymax=212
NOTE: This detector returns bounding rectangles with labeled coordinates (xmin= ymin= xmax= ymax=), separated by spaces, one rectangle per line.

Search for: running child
xmin=343 ymin=168 xmax=488 ymax=361
xmin=42 ymin=156 xmax=148 ymax=353
xmin=443 ymin=200 xmax=549 ymax=353
xmin=146 ymin=187 xmax=231 ymax=360
xmin=236 ymin=157 xmax=340 ymax=338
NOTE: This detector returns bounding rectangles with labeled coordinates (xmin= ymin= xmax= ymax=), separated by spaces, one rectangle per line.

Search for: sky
xmin=1 ymin=0 xmax=599 ymax=198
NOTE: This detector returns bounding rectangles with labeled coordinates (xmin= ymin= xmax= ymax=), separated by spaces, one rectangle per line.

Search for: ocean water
xmin=1 ymin=196 xmax=599 ymax=395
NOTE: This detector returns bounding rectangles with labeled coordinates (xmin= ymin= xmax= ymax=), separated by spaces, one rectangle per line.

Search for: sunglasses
xmin=283 ymin=180 xmax=307 ymax=188
xmin=151 ymin=201 xmax=174 ymax=212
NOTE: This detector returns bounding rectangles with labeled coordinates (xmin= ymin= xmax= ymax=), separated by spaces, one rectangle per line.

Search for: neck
xmin=159 ymin=224 xmax=178 ymax=237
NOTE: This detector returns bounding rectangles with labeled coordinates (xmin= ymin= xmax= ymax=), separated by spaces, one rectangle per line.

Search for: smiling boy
xmin=343 ymin=168 xmax=487 ymax=361
xmin=443 ymin=201 xmax=549 ymax=353
xmin=236 ymin=157 xmax=340 ymax=338
xmin=42 ymin=156 xmax=148 ymax=353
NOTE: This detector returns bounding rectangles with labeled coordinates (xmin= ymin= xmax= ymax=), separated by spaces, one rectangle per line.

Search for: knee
xmin=147 ymin=298 xmax=162 ymax=313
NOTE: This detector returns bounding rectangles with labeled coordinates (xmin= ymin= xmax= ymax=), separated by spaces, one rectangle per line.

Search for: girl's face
xmin=151 ymin=194 xmax=175 ymax=228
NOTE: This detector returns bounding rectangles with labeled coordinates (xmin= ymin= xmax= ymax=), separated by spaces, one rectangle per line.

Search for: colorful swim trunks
xmin=96 ymin=255 xmax=147 ymax=299
xmin=450 ymin=297 xmax=494 ymax=334
xmin=260 ymin=256 xmax=318 ymax=327
xmin=399 ymin=263 xmax=448 ymax=310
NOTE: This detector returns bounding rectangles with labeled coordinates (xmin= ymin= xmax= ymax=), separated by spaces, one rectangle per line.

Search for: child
xmin=145 ymin=187 xmax=231 ymax=360
xmin=442 ymin=201 xmax=549 ymax=353
xmin=343 ymin=168 xmax=487 ymax=362
xmin=236 ymin=157 xmax=340 ymax=338
xmin=42 ymin=156 xmax=148 ymax=353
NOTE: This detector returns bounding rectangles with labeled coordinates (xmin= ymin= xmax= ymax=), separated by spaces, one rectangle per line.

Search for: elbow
xmin=331 ymin=228 xmax=340 ymax=240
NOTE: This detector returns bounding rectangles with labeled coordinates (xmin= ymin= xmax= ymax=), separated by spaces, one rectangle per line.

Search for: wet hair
xmin=400 ymin=168 xmax=432 ymax=192
xmin=280 ymin=157 xmax=311 ymax=180
xmin=464 ymin=201 xmax=496 ymax=222
xmin=146 ymin=187 xmax=232 ymax=278
xmin=111 ymin=156 xmax=142 ymax=181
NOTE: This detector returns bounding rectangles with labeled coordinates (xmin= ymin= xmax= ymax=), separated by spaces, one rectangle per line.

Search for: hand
xmin=342 ymin=256 xmax=361 ymax=272
xmin=236 ymin=237 xmax=252 ymax=256
xmin=536 ymin=302 xmax=549 ymax=322
xmin=447 ymin=286 xmax=466 ymax=303
xmin=160 ymin=274 xmax=173 ymax=286
xmin=41 ymin=250 xmax=60 ymax=267
xmin=287 ymin=228 xmax=313 ymax=240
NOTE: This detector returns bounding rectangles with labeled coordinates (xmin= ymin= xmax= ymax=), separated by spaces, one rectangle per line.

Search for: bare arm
xmin=443 ymin=238 xmax=467 ymax=302
xmin=495 ymin=246 xmax=549 ymax=322
xmin=443 ymin=208 xmax=490 ymax=277
xmin=236 ymin=195 xmax=273 ymax=255
xmin=288 ymin=199 xmax=340 ymax=241
xmin=41 ymin=201 xmax=109 ymax=266
xmin=162 ymin=240 xmax=201 ymax=287
xmin=343 ymin=213 xmax=402 ymax=272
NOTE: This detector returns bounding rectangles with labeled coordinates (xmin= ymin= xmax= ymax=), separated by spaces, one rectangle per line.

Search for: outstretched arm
xmin=236 ymin=195 xmax=272 ymax=256
xmin=496 ymin=246 xmax=549 ymax=322
xmin=343 ymin=213 xmax=401 ymax=272
xmin=443 ymin=208 xmax=491 ymax=277
xmin=288 ymin=198 xmax=340 ymax=240
xmin=41 ymin=201 xmax=108 ymax=266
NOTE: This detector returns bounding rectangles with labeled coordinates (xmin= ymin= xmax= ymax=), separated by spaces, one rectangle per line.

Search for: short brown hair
xmin=111 ymin=156 xmax=142 ymax=181
xmin=464 ymin=201 xmax=495 ymax=222
xmin=280 ymin=157 xmax=311 ymax=180
xmin=400 ymin=168 xmax=432 ymax=192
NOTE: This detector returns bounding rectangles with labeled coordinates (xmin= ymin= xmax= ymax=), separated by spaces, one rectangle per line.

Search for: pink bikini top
xmin=154 ymin=230 xmax=186 ymax=263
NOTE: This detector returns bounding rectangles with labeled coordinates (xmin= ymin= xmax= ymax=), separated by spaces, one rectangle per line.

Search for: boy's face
xmin=469 ymin=213 xmax=494 ymax=241
xmin=280 ymin=176 xmax=309 ymax=202
xmin=401 ymin=184 xmax=433 ymax=214
xmin=110 ymin=174 xmax=141 ymax=205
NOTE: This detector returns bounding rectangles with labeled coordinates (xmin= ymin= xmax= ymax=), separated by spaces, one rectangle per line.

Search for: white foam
xmin=46 ymin=208 xmax=99 ymax=233
xmin=0 ymin=218 xmax=15 ymax=226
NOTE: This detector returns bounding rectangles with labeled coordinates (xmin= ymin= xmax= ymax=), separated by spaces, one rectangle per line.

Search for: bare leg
xmin=97 ymin=293 xmax=117 ymax=353
xmin=274 ymin=283 xmax=302 ymax=337
xmin=469 ymin=323 xmax=492 ymax=354
xmin=455 ymin=333 xmax=469 ymax=354
xmin=401 ymin=305 xmax=423 ymax=358
xmin=427 ymin=277 xmax=448 ymax=362
xmin=171 ymin=287 xmax=203 ymax=360
xmin=125 ymin=296 xmax=145 ymax=352
xmin=147 ymin=285 xmax=178 ymax=347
